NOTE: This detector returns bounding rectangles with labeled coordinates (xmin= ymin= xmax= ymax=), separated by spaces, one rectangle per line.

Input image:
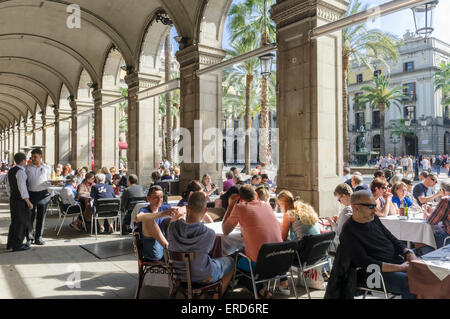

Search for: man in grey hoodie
xmin=167 ymin=192 xmax=234 ymax=296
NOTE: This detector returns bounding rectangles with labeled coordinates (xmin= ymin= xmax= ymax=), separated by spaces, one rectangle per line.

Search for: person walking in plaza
xmin=25 ymin=148 xmax=51 ymax=245
xmin=6 ymin=152 xmax=33 ymax=251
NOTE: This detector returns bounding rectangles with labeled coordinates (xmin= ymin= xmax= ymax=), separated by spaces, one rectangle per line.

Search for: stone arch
xmin=101 ymin=46 xmax=126 ymax=91
xmin=197 ymin=0 xmax=233 ymax=48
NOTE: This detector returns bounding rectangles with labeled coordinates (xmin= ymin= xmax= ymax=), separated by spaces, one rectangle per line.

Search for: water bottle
xmin=404 ymin=205 xmax=408 ymax=220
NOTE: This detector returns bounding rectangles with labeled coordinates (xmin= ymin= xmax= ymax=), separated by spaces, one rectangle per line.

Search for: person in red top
xmin=222 ymin=185 xmax=282 ymax=298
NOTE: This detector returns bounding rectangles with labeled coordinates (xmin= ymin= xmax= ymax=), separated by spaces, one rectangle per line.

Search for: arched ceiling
xmin=0 ymin=0 xmax=233 ymax=130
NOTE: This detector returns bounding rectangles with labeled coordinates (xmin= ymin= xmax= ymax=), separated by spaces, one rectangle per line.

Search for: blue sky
xmin=170 ymin=0 xmax=449 ymax=53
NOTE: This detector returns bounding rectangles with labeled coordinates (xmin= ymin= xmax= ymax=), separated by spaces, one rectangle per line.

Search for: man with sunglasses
xmin=412 ymin=173 xmax=443 ymax=207
xmin=339 ymin=191 xmax=418 ymax=299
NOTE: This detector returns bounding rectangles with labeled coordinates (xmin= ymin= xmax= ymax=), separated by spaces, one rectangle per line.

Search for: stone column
xmin=18 ymin=122 xmax=26 ymax=153
xmin=271 ymin=0 xmax=347 ymax=217
xmin=42 ymin=112 xmax=56 ymax=168
xmin=25 ymin=120 xmax=33 ymax=148
xmin=175 ymin=45 xmax=226 ymax=191
xmin=93 ymin=89 xmax=120 ymax=171
xmin=125 ymin=72 xmax=161 ymax=186
xmin=33 ymin=117 xmax=43 ymax=147
xmin=13 ymin=126 xmax=19 ymax=155
xmin=71 ymin=100 xmax=92 ymax=169
xmin=54 ymin=108 xmax=72 ymax=165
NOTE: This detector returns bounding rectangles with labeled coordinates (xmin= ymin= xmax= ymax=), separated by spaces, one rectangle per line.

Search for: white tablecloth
xmin=48 ymin=186 xmax=63 ymax=197
xmin=205 ymin=221 xmax=245 ymax=256
xmin=421 ymin=244 xmax=450 ymax=281
xmin=380 ymin=214 xmax=437 ymax=249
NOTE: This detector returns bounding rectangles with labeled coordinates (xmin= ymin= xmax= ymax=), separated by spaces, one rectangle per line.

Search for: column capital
xmin=176 ymin=44 xmax=226 ymax=70
xmin=271 ymin=0 xmax=347 ymax=28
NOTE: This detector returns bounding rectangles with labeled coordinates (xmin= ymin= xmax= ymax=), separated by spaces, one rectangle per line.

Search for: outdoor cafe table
xmin=48 ymin=186 xmax=63 ymax=198
xmin=379 ymin=213 xmax=436 ymax=249
xmin=205 ymin=221 xmax=245 ymax=257
xmin=408 ymin=244 xmax=450 ymax=298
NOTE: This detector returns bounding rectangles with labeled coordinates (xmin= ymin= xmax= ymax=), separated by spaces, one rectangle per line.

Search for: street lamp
xmin=411 ymin=0 xmax=439 ymax=38
xmin=390 ymin=133 xmax=401 ymax=157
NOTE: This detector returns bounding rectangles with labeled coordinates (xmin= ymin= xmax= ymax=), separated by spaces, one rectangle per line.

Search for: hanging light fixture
xmin=259 ymin=0 xmax=274 ymax=76
xmin=411 ymin=0 xmax=439 ymax=38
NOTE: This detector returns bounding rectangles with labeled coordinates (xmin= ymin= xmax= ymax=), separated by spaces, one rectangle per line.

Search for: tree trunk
xmin=161 ymin=114 xmax=166 ymax=158
xmin=244 ymin=73 xmax=254 ymax=174
xmin=165 ymin=35 xmax=173 ymax=163
xmin=402 ymin=134 xmax=406 ymax=156
xmin=380 ymin=103 xmax=386 ymax=155
xmin=343 ymin=54 xmax=350 ymax=166
xmin=259 ymin=73 xmax=270 ymax=168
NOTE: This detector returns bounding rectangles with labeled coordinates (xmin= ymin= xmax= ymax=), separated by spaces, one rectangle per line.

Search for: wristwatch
xmin=403 ymin=248 xmax=414 ymax=256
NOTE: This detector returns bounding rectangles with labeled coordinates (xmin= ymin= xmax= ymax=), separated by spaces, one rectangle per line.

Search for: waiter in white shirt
xmin=25 ymin=148 xmax=51 ymax=245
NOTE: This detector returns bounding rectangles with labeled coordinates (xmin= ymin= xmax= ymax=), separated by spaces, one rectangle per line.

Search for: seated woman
xmin=423 ymin=181 xmax=450 ymax=250
xmin=62 ymin=165 xmax=71 ymax=178
xmin=370 ymin=178 xmax=397 ymax=217
xmin=202 ymin=174 xmax=219 ymax=198
xmin=90 ymin=173 xmax=117 ymax=233
xmin=391 ymin=182 xmax=413 ymax=214
xmin=74 ymin=172 xmax=96 ymax=229
xmin=173 ymin=166 xmax=180 ymax=180
xmin=112 ymin=173 xmax=122 ymax=196
xmin=401 ymin=178 xmax=414 ymax=199
xmin=161 ymin=169 xmax=173 ymax=181
xmin=333 ymin=183 xmax=353 ymax=236
xmin=277 ymin=190 xmax=321 ymax=241
xmin=177 ymin=180 xmax=213 ymax=223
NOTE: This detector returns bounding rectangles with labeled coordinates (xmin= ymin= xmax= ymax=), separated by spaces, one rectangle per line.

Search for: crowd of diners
xmin=5 ymin=149 xmax=449 ymax=299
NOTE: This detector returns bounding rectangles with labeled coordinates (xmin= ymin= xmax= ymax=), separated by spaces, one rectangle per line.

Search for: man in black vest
xmin=6 ymin=152 xmax=34 ymax=251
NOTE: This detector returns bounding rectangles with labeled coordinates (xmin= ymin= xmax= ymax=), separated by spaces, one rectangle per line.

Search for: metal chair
xmin=232 ymin=241 xmax=298 ymax=299
xmin=164 ymin=248 xmax=223 ymax=299
xmin=122 ymin=196 xmax=147 ymax=234
xmin=355 ymin=268 xmax=401 ymax=299
xmin=293 ymin=231 xmax=336 ymax=299
xmin=444 ymin=236 xmax=450 ymax=246
xmin=91 ymin=198 xmax=121 ymax=240
xmin=133 ymin=232 xmax=168 ymax=299
xmin=54 ymin=195 xmax=86 ymax=237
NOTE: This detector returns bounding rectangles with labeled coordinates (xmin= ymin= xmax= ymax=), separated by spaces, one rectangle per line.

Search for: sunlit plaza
xmin=0 ymin=0 xmax=449 ymax=301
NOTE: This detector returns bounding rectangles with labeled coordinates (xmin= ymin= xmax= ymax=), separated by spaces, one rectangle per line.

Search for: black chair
xmin=293 ymin=232 xmax=336 ymax=299
xmin=54 ymin=195 xmax=86 ymax=237
xmin=122 ymin=196 xmax=147 ymax=234
xmin=232 ymin=241 xmax=298 ymax=299
xmin=133 ymin=232 xmax=168 ymax=299
xmin=92 ymin=198 xmax=121 ymax=239
xmin=164 ymin=249 xmax=223 ymax=299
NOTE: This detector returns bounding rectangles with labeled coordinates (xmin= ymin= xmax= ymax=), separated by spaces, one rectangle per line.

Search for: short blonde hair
xmin=391 ymin=182 xmax=407 ymax=197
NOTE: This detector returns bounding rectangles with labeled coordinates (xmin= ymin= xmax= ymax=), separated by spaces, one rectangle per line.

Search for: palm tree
xmin=342 ymin=0 xmax=400 ymax=165
xmin=228 ymin=0 xmax=276 ymax=171
xmin=224 ymin=40 xmax=259 ymax=173
xmin=391 ymin=118 xmax=414 ymax=155
xmin=359 ymin=75 xmax=408 ymax=155
xmin=434 ymin=62 xmax=450 ymax=111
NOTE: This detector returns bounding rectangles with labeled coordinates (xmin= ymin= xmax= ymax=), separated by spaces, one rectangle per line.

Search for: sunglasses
xmin=355 ymin=203 xmax=377 ymax=209
xmin=430 ymin=178 xmax=437 ymax=183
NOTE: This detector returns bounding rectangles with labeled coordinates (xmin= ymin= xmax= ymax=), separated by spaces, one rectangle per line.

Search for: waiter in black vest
xmin=25 ymin=148 xmax=51 ymax=245
xmin=6 ymin=152 xmax=33 ymax=251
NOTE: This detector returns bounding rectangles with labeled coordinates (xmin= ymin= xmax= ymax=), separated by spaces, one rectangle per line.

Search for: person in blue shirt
xmin=391 ymin=182 xmax=412 ymax=214
xmin=134 ymin=185 xmax=184 ymax=261
xmin=90 ymin=173 xmax=116 ymax=233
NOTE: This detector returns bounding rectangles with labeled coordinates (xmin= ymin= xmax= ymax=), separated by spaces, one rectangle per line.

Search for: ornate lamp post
xmin=390 ymin=133 xmax=401 ymax=157
xmin=411 ymin=1 xmax=439 ymax=38
xmin=259 ymin=0 xmax=274 ymax=76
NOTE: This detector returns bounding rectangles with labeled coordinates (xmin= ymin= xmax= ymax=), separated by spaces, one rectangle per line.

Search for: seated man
xmin=167 ymin=192 xmax=234 ymax=296
xmin=120 ymin=174 xmax=145 ymax=232
xmin=135 ymin=185 xmax=180 ymax=261
xmin=60 ymin=176 xmax=83 ymax=231
xmin=423 ymin=181 xmax=450 ymax=250
xmin=177 ymin=180 xmax=213 ymax=223
xmin=340 ymin=190 xmax=418 ymax=299
xmin=250 ymin=175 xmax=262 ymax=188
xmin=351 ymin=174 xmax=369 ymax=192
xmin=222 ymin=185 xmax=283 ymax=299
xmin=412 ymin=173 xmax=443 ymax=207
xmin=90 ymin=173 xmax=117 ymax=233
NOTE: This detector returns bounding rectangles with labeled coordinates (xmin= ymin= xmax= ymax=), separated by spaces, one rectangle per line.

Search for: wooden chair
xmin=164 ymin=249 xmax=223 ymax=299
xmin=133 ymin=232 xmax=168 ymax=299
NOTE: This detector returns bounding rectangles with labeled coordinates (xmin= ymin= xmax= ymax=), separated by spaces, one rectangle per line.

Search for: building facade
xmin=348 ymin=31 xmax=450 ymax=159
